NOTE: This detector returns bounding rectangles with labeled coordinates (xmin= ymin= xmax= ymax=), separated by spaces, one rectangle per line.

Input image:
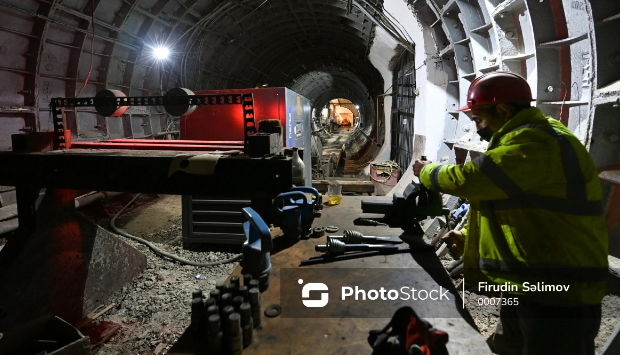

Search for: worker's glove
xmin=368 ymin=307 xmax=449 ymax=355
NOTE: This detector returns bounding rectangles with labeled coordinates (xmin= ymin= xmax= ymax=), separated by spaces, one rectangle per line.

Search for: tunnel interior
xmin=1 ymin=0 xmax=620 ymax=351
xmin=0 ymin=0 xmax=618 ymax=232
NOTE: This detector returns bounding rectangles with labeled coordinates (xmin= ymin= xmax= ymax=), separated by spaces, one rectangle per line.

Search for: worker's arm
xmin=441 ymin=209 xmax=470 ymax=258
xmin=419 ymin=137 xmax=550 ymax=200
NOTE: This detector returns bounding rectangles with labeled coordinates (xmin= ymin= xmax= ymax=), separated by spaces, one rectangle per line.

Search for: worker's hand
xmin=442 ymin=230 xmax=465 ymax=258
xmin=412 ymin=159 xmax=432 ymax=177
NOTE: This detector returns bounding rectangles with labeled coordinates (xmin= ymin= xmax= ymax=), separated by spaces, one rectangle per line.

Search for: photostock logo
xmin=299 ymin=279 xmax=329 ymax=308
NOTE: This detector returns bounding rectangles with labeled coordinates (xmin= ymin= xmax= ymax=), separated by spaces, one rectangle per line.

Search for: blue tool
xmin=241 ymin=208 xmax=272 ymax=292
xmin=452 ymin=203 xmax=470 ymax=223
xmin=289 ymin=186 xmax=321 ymax=232
xmin=273 ymin=191 xmax=306 ymax=242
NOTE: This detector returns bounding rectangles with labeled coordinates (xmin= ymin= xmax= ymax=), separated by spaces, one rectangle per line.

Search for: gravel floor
xmin=80 ymin=195 xmax=240 ymax=355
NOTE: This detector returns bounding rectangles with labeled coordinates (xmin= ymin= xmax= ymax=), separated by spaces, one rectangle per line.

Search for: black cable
xmin=110 ymin=194 xmax=241 ymax=267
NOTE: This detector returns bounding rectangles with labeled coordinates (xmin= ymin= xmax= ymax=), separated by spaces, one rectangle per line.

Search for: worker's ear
xmin=495 ymin=103 xmax=513 ymax=122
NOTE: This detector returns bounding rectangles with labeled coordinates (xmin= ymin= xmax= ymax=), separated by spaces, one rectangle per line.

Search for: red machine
xmin=183 ymin=88 xmax=296 ymax=144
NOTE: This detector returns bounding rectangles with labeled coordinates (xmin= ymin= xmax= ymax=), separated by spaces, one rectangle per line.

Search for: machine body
xmin=182 ymin=87 xmax=312 ymax=186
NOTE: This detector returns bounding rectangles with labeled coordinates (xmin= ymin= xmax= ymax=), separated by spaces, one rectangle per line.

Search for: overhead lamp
xmin=153 ymin=46 xmax=170 ymax=60
xmin=355 ymin=105 xmax=360 ymax=109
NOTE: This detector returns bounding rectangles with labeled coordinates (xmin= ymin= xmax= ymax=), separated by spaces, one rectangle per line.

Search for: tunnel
xmin=0 ymin=0 xmax=620 ymax=353
xmin=0 ymin=0 xmax=618 ymax=193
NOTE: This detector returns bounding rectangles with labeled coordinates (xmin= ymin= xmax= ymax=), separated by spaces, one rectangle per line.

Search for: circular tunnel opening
xmin=312 ymin=98 xmax=372 ymax=180
xmin=289 ymin=66 xmax=383 ymax=183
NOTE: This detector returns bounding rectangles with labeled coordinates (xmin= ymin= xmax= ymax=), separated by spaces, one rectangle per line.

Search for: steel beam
xmin=0 ymin=150 xmax=292 ymax=196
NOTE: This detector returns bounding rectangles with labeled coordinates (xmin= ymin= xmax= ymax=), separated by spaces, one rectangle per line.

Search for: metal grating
xmin=182 ymin=196 xmax=251 ymax=246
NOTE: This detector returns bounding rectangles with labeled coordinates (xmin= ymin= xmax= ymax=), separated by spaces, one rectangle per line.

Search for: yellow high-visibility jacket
xmin=420 ymin=107 xmax=608 ymax=305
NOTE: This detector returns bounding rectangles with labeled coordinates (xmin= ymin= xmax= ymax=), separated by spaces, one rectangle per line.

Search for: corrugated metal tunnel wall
xmin=0 ymin=0 xmax=618 ymax=214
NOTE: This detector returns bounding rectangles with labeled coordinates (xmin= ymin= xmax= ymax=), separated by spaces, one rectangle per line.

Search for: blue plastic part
xmin=273 ymin=191 xmax=307 ymax=212
xmin=452 ymin=203 xmax=470 ymax=222
xmin=290 ymin=186 xmax=320 ymax=204
xmin=289 ymin=186 xmax=320 ymax=230
xmin=273 ymin=191 xmax=306 ymax=241
xmin=241 ymin=207 xmax=272 ymax=291
xmin=281 ymin=206 xmax=301 ymax=241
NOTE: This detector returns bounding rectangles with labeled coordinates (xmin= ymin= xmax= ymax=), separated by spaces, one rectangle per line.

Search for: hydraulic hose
xmin=110 ymin=194 xmax=241 ymax=267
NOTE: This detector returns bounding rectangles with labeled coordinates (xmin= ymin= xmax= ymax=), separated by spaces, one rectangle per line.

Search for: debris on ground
xmin=80 ymin=195 xmax=239 ymax=355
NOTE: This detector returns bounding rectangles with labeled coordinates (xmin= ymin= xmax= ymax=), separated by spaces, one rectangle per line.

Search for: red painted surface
xmin=549 ymin=0 xmax=571 ymax=126
xmin=70 ymin=142 xmax=243 ymax=151
xmin=182 ymin=88 xmax=287 ymax=142
xmin=107 ymin=139 xmax=244 ymax=145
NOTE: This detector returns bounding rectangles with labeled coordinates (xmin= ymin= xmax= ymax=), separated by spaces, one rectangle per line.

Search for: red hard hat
xmin=458 ymin=71 xmax=534 ymax=112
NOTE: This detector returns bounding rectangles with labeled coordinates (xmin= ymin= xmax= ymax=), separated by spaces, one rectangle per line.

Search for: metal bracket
xmin=49 ymin=93 xmax=256 ymax=154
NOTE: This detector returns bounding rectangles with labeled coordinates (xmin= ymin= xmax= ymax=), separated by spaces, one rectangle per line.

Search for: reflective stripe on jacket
xmin=420 ymin=107 xmax=608 ymax=305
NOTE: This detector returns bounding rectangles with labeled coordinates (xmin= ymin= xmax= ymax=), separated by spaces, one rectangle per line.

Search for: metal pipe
xmin=107 ymin=139 xmax=242 ymax=145
xmin=69 ymin=142 xmax=244 ymax=151
xmin=74 ymin=191 xmax=124 ymax=209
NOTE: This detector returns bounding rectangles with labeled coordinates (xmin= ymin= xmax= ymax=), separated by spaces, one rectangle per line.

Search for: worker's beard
xmin=477 ymin=126 xmax=494 ymax=142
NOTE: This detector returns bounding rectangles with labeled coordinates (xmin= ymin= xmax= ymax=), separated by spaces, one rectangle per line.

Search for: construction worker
xmin=412 ymin=72 xmax=608 ymax=355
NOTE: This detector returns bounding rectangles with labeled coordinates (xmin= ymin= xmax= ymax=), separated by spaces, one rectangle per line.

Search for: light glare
xmin=153 ymin=46 xmax=170 ymax=60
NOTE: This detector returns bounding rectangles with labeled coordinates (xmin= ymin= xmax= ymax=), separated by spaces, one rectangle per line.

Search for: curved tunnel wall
xmin=379 ymin=0 xmax=620 ymax=197
xmin=0 ymin=0 xmax=386 ymax=144
xmin=0 ymin=0 xmax=618 ymax=193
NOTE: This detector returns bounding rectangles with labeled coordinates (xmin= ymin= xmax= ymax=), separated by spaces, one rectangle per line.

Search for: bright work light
xmin=153 ymin=46 xmax=170 ymax=60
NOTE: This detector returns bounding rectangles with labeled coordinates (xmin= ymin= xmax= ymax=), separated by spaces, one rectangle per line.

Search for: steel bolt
xmin=505 ymin=31 xmax=515 ymax=39
xmin=243 ymin=274 xmax=253 ymax=286
xmin=221 ymin=292 xmax=233 ymax=308
xmin=231 ymin=276 xmax=240 ymax=287
xmin=204 ymin=297 xmax=216 ymax=309
xmin=216 ymin=281 xmax=226 ymax=292
xmin=462 ymin=55 xmax=470 ymax=62
xmin=547 ymin=86 xmax=554 ymax=92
